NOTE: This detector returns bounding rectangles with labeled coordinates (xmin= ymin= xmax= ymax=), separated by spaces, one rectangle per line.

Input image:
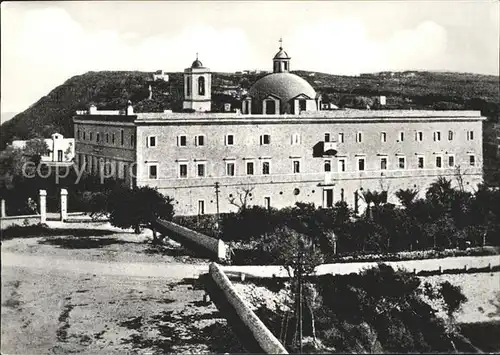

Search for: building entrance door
xmin=323 ymin=188 xmax=334 ymax=208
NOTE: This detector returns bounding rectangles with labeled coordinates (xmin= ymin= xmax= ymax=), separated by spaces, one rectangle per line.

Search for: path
xmin=2 ymin=251 xmax=208 ymax=279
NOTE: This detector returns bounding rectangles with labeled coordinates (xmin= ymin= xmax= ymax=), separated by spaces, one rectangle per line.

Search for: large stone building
xmin=74 ymin=45 xmax=485 ymax=216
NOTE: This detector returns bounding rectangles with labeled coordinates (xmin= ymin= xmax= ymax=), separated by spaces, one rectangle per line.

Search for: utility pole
xmin=293 ymin=239 xmax=304 ymax=353
xmin=214 ymin=182 xmax=220 ymax=219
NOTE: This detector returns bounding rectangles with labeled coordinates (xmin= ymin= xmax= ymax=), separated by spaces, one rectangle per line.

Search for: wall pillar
xmin=1 ymin=199 xmax=6 ymax=217
xmin=60 ymin=188 xmax=68 ymax=221
xmin=39 ymin=190 xmax=47 ymax=223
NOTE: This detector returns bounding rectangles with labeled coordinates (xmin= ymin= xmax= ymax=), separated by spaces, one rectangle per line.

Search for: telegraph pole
xmin=214 ymin=182 xmax=220 ymax=218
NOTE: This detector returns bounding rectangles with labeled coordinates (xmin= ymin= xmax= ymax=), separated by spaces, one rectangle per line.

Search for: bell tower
xmin=273 ymin=38 xmax=291 ymax=73
xmin=183 ymin=53 xmax=212 ymax=112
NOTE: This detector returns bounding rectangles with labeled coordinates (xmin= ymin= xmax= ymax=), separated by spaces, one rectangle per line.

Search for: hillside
xmin=1 ymin=69 xmax=498 ymax=148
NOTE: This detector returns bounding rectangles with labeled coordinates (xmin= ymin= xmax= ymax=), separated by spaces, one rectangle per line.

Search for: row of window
xmin=77 ymin=129 xmax=134 ymax=147
xmin=328 ymin=130 xmax=474 ymax=144
xmin=146 ymin=129 xmax=475 ymax=149
xmin=146 ymin=153 xmax=477 ymax=179
xmin=330 ymin=154 xmax=476 ymax=172
xmin=148 ymin=159 xmax=276 ymax=179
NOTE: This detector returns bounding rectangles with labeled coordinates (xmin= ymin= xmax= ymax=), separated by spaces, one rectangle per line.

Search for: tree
xmin=227 ymin=185 xmax=254 ymax=212
xmin=260 ymin=226 xmax=324 ymax=350
xmin=395 ymin=188 xmax=419 ymax=209
xmin=108 ymin=186 xmax=174 ymax=241
xmin=24 ymin=138 xmax=50 ymax=165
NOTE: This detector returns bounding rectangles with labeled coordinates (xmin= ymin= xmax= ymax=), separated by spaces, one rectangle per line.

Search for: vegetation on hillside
xmin=253 ymin=264 xmax=474 ymax=353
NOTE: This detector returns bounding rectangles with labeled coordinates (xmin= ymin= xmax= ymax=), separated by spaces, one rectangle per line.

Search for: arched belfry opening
xmin=183 ymin=53 xmax=212 ymax=112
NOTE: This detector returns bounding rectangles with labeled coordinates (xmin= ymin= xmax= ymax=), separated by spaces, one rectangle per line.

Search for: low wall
xmin=0 ymin=215 xmax=41 ymax=229
xmin=207 ymin=263 xmax=288 ymax=354
xmin=154 ymin=219 xmax=227 ymax=261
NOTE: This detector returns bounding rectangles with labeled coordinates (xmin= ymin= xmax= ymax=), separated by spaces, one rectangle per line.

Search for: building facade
xmin=12 ymin=133 xmax=75 ymax=163
xmin=74 ymin=47 xmax=485 ymax=216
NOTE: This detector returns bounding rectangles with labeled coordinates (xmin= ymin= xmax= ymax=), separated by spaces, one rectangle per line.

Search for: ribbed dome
xmin=191 ymin=59 xmax=203 ymax=68
xmin=273 ymin=48 xmax=290 ymax=59
xmin=249 ymin=73 xmax=316 ymax=102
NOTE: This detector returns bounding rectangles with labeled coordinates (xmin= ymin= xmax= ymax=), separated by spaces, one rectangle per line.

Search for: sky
xmin=1 ymin=0 xmax=499 ymax=114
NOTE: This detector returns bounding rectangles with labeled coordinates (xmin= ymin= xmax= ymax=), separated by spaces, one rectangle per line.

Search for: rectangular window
xmin=448 ymin=155 xmax=455 ymax=167
xmin=148 ymin=136 xmax=157 ymax=147
xmin=262 ymin=161 xmax=270 ymax=175
xmin=96 ymin=133 xmax=100 ymax=143
xmin=264 ymin=196 xmax=271 ymax=210
xmin=112 ymin=133 xmax=115 ymax=144
xmin=292 ymin=133 xmax=300 ymax=145
xmin=120 ymin=130 xmax=124 ymax=146
xmin=225 ymin=134 xmax=234 ymax=146
xmin=418 ymin=156 xmax=424 ymax=169
xmin=448 ymin=131 xmax=454 ymax=141
xmin=416 ymin=131 xmax=423 ymax=142
xmin=357 ymin=158 xmax=365 ymax=171
xmin=380 ymin=157 xmax=387 ymax=170
xmin=195 ymin=135 xmax=205 ymax=146
xmin=467 ymin=131 xmax=474 ymax=140
xmin=177 ymin=135 xmax=187 ymax=147
xmin=130 ymin=134 xmax=135 ymax=147
xmin=179 ymin=163 xmax=188 ymax=178
xmin=246 ymin=161 xmax=254 ymax=175
xmin=338 ymin=158 xmax=346 ymax=172
xmin=226 ymin=162 xmax=235 ymax=176
xmin=356 ymin=132 xmax=363 ymax=143
xmin=381 ymin=132 xmax=387 ymax=143
xmin=77 ymin=129 xmax=81 ymax=140
xmin=436 ymin=156 xmax=442 ymax=168
xmin=324 ymin=160 xmax=332 ymax=172
xmin=260 ymin=134 xmax=271 ymax=145
xmin=90 ymin=132 xmax=93 ymax=141
xmin=83 ymin=131 xmax=86 ymax=140
xmin=399 ymin=132 xmax=405 ymax=142
xmin=293 ymin=160 xmax=300 ymax=173
xmin=198 ymin=200 xmax=205 ymax=215
xmin=434 ymin=131 xmax=441 ymax=141
xmin=105 ymin=133 xmax=109 ymax=143
xmin=197 ymin=163 xmax=205 ymax=177
xmin=338 ymin=133 xmax=344 ymax=143
xmin=469 ymin=155 xmax=476 ymax=166
xmin=148 ymin=164 xmax=158 ymax=179
xmin=398 ymin=157 xmax=406 ymax=169
xmin=324 ymin=133 xmax=331 ymax=142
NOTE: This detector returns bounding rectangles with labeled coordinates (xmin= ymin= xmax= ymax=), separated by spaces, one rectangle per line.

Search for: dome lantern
xmin=273 ymin=38 xmax=291 ymax=73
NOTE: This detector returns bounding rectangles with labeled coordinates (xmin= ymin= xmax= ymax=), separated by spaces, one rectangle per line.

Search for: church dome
xmin=249 ymin=72 xmax=317 ymax=102
xmin=191 ymin=59 xmax=203 ymax=68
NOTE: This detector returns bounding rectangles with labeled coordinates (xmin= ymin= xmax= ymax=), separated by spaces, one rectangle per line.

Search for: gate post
xmin=39 ymin=190 xmax=47 ymax=223
xmin=1 ymin=199 xmax=6 ymax=217
xmin=60 ymin=188 xmax=68 ymax=221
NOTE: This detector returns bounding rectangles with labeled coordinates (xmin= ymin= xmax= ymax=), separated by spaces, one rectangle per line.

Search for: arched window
xmin=186 ymin=78 xmax=191 ymax=96
xmin=198 ymin=77 xmax=205 ymax=96
xmin=324 ymin=160 xmax=331 ymax=172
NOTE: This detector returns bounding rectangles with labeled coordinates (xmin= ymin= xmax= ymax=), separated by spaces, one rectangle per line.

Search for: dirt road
xmin=1 ymin=232 xmax=243 ymax=354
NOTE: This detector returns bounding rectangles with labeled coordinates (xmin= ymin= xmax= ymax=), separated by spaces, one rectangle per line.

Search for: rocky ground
xmin=1 ymin=224 xmax=243 ymax=354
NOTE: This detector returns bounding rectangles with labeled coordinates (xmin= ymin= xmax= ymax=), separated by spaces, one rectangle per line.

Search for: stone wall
xmin=154 ymin=219 xmax=227 ymax=261
xmin=208 ymin=262 xmax=288 ymax=354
